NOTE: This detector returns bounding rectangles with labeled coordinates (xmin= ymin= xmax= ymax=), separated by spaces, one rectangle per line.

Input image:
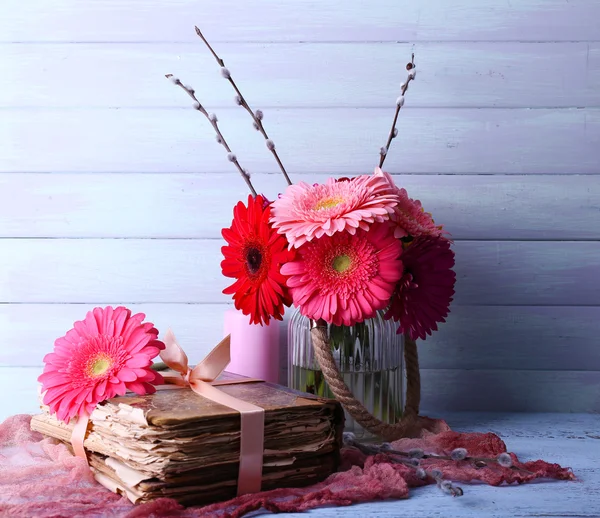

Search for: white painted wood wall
xmin=1 ymin=0 xmax=599 ymax=420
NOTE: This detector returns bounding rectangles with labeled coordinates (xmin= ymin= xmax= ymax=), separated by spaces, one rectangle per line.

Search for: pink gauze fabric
xmin=0 ymin=414 xmax=575 ymax=518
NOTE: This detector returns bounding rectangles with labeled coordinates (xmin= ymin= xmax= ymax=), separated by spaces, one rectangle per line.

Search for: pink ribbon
xmin=159 ymin=330 xmax=265 ymax=496
xmin=70 ymin=413 xmax=90 ymax=461
xmin=69 ymin=330 xmax=265 ymax=496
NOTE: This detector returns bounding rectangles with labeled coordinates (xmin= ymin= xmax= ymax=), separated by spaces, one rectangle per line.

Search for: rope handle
xmin=310 ymin=319 xmax=422 ymax=441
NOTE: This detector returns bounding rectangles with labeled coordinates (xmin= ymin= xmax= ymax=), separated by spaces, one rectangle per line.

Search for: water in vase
xmin=288 ymin=309 xmax=405 ymax=440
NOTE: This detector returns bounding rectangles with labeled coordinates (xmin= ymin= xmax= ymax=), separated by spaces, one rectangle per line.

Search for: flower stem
xmin=165 ymin=74 xmax=257 ymax=196
xmin=195 ymin=26 xmax=293 ymax=187
xmin=379 ymin=54 xmax=416 ymax=168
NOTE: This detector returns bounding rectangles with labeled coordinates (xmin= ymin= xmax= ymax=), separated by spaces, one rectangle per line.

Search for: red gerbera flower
xmin=385 ymin=235 xmax=456 ymax=340
xmin=221 ymin=194 xmax=295 ymax=325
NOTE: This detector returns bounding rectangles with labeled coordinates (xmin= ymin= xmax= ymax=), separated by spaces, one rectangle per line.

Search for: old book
xmin=31 ymin=376 xmax=344 ymax=506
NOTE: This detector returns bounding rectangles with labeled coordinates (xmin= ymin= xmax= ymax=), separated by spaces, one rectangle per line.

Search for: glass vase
xmin=288 ymin=308 xmax=405 ymax=439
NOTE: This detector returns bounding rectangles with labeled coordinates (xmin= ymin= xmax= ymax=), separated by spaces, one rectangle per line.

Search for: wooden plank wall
xmin=0 ymin=0 xmax=599 ymax=420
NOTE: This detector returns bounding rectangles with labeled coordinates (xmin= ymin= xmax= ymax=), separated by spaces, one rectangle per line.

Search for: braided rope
xmin=310 ymin=320 xmax=422 ymax=441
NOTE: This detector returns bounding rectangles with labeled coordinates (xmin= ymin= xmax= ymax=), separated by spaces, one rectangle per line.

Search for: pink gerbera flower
xmin=281 ymin=223 xmax=403 ymax=326
xmin=270 ymin=175 xmax=399 ymax=248
xmin=38 ymin=306 xmax=165 ymax=423
xmin=374 ymin=167 xmax=444 ymax=239
xmin=385 ymin=235 xmax=456 ymax=340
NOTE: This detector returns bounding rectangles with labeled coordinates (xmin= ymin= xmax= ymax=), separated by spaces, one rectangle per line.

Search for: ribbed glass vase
xmin=288 ymin=308 xmax=405 ymax=439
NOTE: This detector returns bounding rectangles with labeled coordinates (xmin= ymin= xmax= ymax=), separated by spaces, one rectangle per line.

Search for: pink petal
xmin=125 ymin=356 xmax=152 ymax=369
xmin=116 ymin=369 xmax=137 ymax=382
xmin=126 ymin=381 xmax=152 ymax=395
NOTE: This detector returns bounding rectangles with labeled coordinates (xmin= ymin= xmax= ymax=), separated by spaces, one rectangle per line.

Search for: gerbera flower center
xmin=332 ymin=254 xmax=352 ymax=273
xmin=87 ymin=353 xmax=113 ymax=377
xmin=314 ymin=196 xmax=344 ymax=211
xmin=245 ymin=246 xmax=263 ymax=275
xmin=304 ymin=236 xmax=382 ymax=298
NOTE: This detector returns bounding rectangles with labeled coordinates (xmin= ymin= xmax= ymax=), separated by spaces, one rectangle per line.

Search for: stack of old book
xmin=31 ymin=375 xmax=344 ymax=506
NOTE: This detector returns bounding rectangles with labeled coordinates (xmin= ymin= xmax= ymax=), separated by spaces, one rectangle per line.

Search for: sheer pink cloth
xmin=0 ymin=414 xmax=574 ymax=518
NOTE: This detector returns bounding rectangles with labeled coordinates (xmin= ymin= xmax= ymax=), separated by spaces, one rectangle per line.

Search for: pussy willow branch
xmin=165 ymin=74 xmax=257 ymax=196
xmin=384 ymin=447 xmax=533 ymax=475
xmin=379 ymin=54 xmax=416 ymax=168
xmin=343 ymin=435 xmax=463 ymax=496
xmin=195 ymin=25 xmax=292 ymax=186
xmin=344 ymin=436 xmax=533 ymax=476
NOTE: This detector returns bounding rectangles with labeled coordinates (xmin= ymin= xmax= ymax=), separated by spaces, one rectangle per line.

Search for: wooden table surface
xmin=278 ymin=412 xmax=600 ymax=518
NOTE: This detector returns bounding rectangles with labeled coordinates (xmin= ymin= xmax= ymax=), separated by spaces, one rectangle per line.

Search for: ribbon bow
xmin=160 ymin=330 xmax=265 ymax=496
xmin=161 ymin=329 xmax=231 ymax=387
